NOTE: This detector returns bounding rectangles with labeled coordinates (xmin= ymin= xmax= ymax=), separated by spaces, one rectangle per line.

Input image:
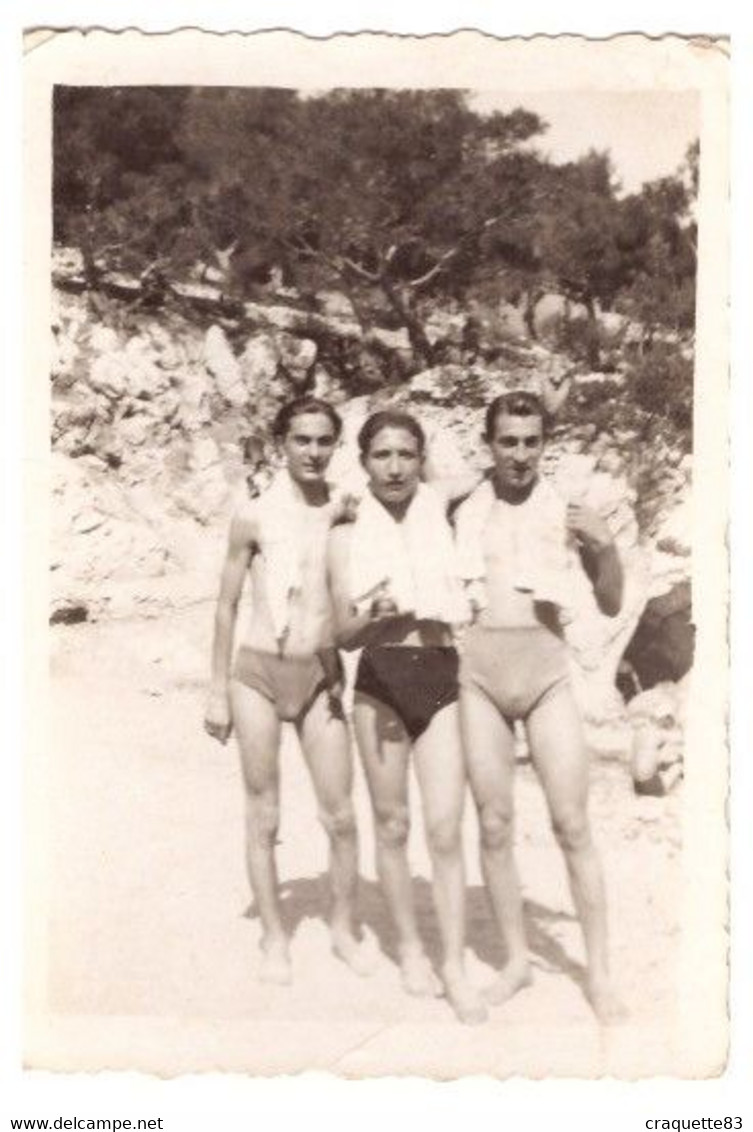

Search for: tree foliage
xmin=53 ymin=86 xmax=698 ymax=367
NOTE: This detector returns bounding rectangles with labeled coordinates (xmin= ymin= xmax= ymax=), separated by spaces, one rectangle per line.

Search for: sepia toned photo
xmin=23 ymin=30 xmax=729 ymax=1078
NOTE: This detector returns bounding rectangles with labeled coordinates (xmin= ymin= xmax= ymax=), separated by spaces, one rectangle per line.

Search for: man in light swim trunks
xmin=204 ymin=397 xmax=369 ymax=985
xmin=456 ymin=391 xmax=626 ymax=1023
xmin=327 ymin=409 xmax=487 ymax=1025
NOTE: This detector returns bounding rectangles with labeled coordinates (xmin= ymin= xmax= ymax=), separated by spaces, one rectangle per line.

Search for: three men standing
xmin=205 ymin=389 xmax=625 ymax=1024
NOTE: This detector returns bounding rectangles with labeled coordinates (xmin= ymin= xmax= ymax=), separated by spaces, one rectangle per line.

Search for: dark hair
xmin=357 ymin=409 xmax=426 ymax=457
xmin=483 ymin=391 xmax=546 ymax=441
xmin=272 ymin=396 xmax=343 ymax=441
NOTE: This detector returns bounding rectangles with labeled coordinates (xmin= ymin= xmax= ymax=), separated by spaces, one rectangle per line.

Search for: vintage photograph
xmin=24 ymin=30 xmax=729 ymax=1078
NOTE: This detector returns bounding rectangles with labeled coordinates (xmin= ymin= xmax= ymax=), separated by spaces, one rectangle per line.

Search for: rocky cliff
xmin=49 ymin=266 xmax=692 ymax=757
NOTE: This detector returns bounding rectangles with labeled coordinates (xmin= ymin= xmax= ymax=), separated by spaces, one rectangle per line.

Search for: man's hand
xmin=566 ymin=503 xmax=614 ymax=554
xmin=204 ymin=689 xmax=233 ymax=744
xmin=332 ymin=492 xmax=361 ymax=525
xmin=370 ymin=594 xmax=400 ymax=619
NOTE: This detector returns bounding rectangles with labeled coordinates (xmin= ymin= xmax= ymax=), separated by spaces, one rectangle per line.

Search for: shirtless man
xmin=455 ymin=391 xmax=625 ymax=1023
xmin=204 ymin=396 xmax=368 ymax=985
xmin=327 ymin=409 xmax=486 ymax=1025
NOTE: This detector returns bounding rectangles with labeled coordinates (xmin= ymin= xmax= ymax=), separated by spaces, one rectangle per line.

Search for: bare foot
xmin=331 ymin=928 xmax=376 ymax=977
xmin=259 ymin=937 xmax=292 ymax=986
xmin=442 ymin=966 xmax=488 ymax=1026
xmin=484 ymin=958 xmax=533 ymax=1007
xmin=587 ymin=976 xmax=628 ymax=1025
xmin=399 ymin=947 xmax=442 ymax=998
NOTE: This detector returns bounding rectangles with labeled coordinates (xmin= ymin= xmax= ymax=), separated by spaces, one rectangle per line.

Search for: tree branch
xmin=340 ymin=255 xmax=381 ymax=284
xmin=291 ymin=235 xmax=381 ymax=285
xmin=406 ymin=212 xmax=507 ymax=291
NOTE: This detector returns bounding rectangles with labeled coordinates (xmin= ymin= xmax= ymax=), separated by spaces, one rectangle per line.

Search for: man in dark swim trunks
xmin=455 ymin=391 xmax=626 ymax=1023
xmin=204 ymin=397 xmax=370 ymax=985
xmin=327 ymin=409 xmax=486 ymax=1024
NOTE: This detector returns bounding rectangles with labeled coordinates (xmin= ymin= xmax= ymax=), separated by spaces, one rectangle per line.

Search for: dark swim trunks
xmin=232 ymin=647 xmax=342 ymax=724
xmin=354 ymin=646 xmax=459 ymax=741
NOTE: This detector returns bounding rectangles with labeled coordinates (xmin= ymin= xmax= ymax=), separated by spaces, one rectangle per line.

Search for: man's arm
xmin=421 ymin=445 xmax=485 ymax=507
xmin=567 ymin=503 xmax=623 ymax=618
xmin=204 ymin=508 xmax=257 ymax=742
xmin=326 ymin=525 xmax=412 ymax=650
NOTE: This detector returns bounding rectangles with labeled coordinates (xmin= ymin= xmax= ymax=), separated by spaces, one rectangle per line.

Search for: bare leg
xmin=230 ymin=681 xmax=291 ymax=984
xmin=298 ymin=691 xmax=372 ymax=975
xmin=354 ymin=692 xmax=440 ymax=997
xmin=460 ymin=688 xmax=532 ymax=1006
xmin=527 ymin=687 xmax=626 ymax=1024
xmin=413 ymin=702 xmax=486 ymax=1024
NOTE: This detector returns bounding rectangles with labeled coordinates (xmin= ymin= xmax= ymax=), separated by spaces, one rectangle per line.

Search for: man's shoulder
xmin=328 ymin=521 xmax=353 ymax=551
xmin=454 ymin=477 xmax=493 ymax=518
xmin=327 ymin=522 xmax=354 ymax=575
xmin=229 ymin=498 xmax=262 ymax=543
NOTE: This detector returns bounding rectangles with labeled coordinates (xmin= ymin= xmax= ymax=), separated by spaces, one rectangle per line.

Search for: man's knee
xmin=551 ymin=809 xmax=591 ymax=854
xmin=247 ymin=795 xmax=280 ymax=848
xmin=425 ymin=813 xmax=462 ymax=857
xmin=478 ymin=803 xmax=514 ymax=851
xmin=319 ymin=801 xmax=357 ymax=840
xmin=375 ymin=805 xmax=410 ymax=849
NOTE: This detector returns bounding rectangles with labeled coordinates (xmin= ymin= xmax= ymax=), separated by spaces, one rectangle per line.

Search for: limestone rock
xmin=172 ymin=465 xmax=231 ymax=525
xmin=88 ymin=325 xmax=120 ymax=355
xmin=424 ymin=308 xmax=467 ymax=348
xmin=239 ymin=334 xmax=279 ymax=391
xmin=123 ymin=337 xmax=172 ymax=399
xmin=50 ymin=454 xmax=177 ymax=623
xmin=276 ymin=332 xmax=317 ymax=387
xmin=317 ymin=291 xmax=356 ymax=320
xmin=89 ymin=354 xmax=128 ymax=400
xmin=117 ymin=414 xmax=151 ymax=448
xmin=204 ymin=325 xmax=248 ymax=408
xmin=311 ymin=364 xmax=338 ymax=400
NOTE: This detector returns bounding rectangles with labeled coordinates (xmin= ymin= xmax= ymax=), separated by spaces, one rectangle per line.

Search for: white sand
xmin=30 ymin=608 xmax=683 ymax=1078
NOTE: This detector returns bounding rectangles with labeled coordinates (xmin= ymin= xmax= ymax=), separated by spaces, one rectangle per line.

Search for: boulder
xmin=317 ymin=290 xmax=356 ymax=320
xmin=190 ymin=435 xmax=222 ymax=473
xmin=239 ymin=333 xmax=279 ymax=391
xmin=50 ymin=453 xmax=177 ymax=622
xmin=144 ymin=324 xmax=187 ymax=371
xmin=495 ymin=301 xmax=528 ymax=341
xmin=52 ymin=245 xmax=85 ymax=276
xmin=424 ymin=308 xmax=467 ymax=348
xmin=368 ymin=326 xmax=412 ymax=354
xmin=533 ymin=293 xmax=588 ymax=340
xmin=311 ymin=364 xmax=338 ymax=401
xmin=88 ymin=325 xmax=120 ymax=355
xmin=123 ymin=337 xmax=172 ymax=400
xmin=275 ymin=333 xmax=317 ymax=387
xmin=654 ymin=495 xmax=692 ymax=558
xmin=204 ymin=325 xmax=248 ymax=408
xmin=89 ymin=354 xmax=128 ymax=400
xmin=51 ymin=327 xmax=80 ymax=385
xmin=625 ymin=677 xmax=688 ymax=791
xmin=172 ymin=464 xmax=231 ymax=525
xmin=117 ymin=414 xmax=151 ymax=449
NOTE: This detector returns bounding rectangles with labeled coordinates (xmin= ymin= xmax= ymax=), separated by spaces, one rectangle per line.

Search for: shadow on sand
xmin=245 ymin=873 xmax=587 ymax=999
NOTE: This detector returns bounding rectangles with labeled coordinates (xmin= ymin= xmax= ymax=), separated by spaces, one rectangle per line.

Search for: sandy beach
xmin=28 ymin=605 xmax=683 ymax=1078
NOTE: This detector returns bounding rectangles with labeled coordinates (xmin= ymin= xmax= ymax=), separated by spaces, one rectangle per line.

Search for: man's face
xmin=362 ymin=426 xmax=422 ymax=507
xmin=281 ymin=411 xmax=338 ymax=484
xmin=488 ymin=411 xmax=544 ymax=494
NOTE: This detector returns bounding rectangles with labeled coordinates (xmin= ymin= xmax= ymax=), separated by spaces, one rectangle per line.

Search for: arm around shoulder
xmin=326 ymin=525 xmax=363 ymax=650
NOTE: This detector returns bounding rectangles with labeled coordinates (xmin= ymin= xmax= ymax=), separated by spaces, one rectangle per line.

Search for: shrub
xmin=629 ymin=342 xmax=693 ymax=433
